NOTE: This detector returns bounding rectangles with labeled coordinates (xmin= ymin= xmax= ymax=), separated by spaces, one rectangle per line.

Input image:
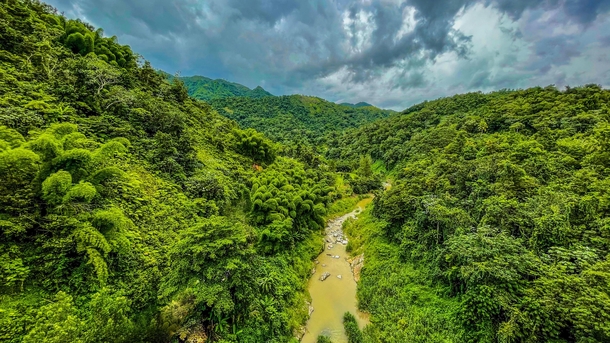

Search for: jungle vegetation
xmin=2 ymin=0 xmax=610 ymax=342
xmin=337 ymin=85 xmax=610 ymax=342
xmin=169 ymin=74 xmax=273 ymax=102
xmin=208 ymin=96 xmax=394 ymax=146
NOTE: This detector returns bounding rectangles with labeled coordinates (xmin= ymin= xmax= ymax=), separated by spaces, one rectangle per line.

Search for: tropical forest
xmin=1 ymin=0 xmax=610 ymax=343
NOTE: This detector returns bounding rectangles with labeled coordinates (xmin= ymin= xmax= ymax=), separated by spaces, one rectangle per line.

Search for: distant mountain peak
xmin=163 ymin=73 xmax=274 ymax=101
xmin=340 ymin=102 xmax=374 ymax=108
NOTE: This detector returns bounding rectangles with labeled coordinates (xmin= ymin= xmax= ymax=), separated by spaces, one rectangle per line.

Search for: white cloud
xmin=46 ymin=0 xmax=610 ymax=111
xmin=394 ymin=6 xmax=417 ymax=42
xmin=307 ymin=3 xmax=610 ymax=110
xmin=342 ymin=10 xmax=376 ymax=55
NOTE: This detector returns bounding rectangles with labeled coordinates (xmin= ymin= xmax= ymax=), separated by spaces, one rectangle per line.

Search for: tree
xmin=82 ymin=55 xmax=122 ymax=95
xmin=357 ymin=155 xmax=373 ymax=178
xmin=23 ymin=292 xmax=85 ymax=343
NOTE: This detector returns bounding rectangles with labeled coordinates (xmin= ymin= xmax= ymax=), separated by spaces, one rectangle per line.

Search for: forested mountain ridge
xmin=209 ymin=95 xmax=395 ymax=145
xmin=0 ymin=1 xmax=342 ymax=342
xmin=176 ymin=75 xmax=273 ymax=101
xmin=332 ymin=85 xmax=610 ymax=342
xmin=339 ymin=102 xmax=374 ymax=108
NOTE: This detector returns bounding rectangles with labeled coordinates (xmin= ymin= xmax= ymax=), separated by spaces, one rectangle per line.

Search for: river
xmin=300 ymin=208 xmax=370 ymax=343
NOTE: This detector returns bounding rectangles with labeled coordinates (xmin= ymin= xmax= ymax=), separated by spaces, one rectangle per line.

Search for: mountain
xmin=339 ymin=102 xmax=374 ymax=108
xmin=210 ymin=95 xmax=395 ymax=145
xmin=178 ymin=75 xmax=273 ymax=101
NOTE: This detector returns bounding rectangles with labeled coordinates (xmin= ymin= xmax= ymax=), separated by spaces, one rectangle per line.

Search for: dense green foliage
xmin=339 ymin=102 xmax=373 ymax=109
xmin=176 ymin=75 xmax=273 ymax=101
xmin=250 ymin=158 xmax=332 ymax=253
xmin=343 ymin=312 xmax=365 ymax=343
xmin=0 ymin=1 xmax=338 ymax=342
xmin=336 ymin=85 xmax=610 ymax=342
xmin=316 ymin=335 xmax=333 ymax=343
xmin=210 ymin=96 xmax=394 ymax=146
xmin=344 ymin=208 xmax=462 ymax=342
xmin=5 ymin=1 xmax=610 ymax=342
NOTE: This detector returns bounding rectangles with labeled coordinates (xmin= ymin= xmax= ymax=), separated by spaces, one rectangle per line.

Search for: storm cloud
xmin=46 ymin=0 xmax=610 ymax=110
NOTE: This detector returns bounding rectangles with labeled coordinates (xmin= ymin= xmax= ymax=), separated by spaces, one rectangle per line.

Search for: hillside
xmin=210 ymin=95 xmax=395 ymax=145
xmin=179 ymin=75 xmax=273 ymax=101
xmin=4 ymin=0 xmax=610 ymax=342
xmin=332 ymin=86 xmax=610 ymax=342
xmin=0 ymin=2 xmax=340 ymax=342
xmin=339 ymin=102 xmax=374 ymax=108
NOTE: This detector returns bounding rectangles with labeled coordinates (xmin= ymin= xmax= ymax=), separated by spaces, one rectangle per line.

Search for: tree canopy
xmin=336 ymin=85 xmax=610 ymax=342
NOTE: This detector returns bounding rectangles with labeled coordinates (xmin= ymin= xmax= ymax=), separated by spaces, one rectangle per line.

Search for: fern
xmin=91 ymin=140 xmax=128 ymax=168
xmin=62 ymin=132 xmax=97 ymax=150
xmin=92 ymin=207 xmax=133 ymax=255
xmin=85 ymin=247 xmax=109 ymax=285
xmin=48 ymin=123 xmax=78 ymax=138
xmin=42 ymin=170 xmax=72 ymax=205
xmin=0 ymin=126 xmax=25 ymax=148
xmin=27 ymin=133 xmax=63 ymax=162
xmin=90 ymin=166 xmax=127 ymax=185
xmin=73 ymin=224 xmax=111 ymax=255
xmin=63 ymin=181 xmax=97 ymax=204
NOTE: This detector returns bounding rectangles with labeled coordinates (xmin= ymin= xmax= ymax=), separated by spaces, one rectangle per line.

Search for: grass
xmin=342 ymin=208 xmax=463 ymax=343
xmin=325 ymin=196 xmax=360 ymax=219
xmin=371 ymin=160 xmax=387 ymax=174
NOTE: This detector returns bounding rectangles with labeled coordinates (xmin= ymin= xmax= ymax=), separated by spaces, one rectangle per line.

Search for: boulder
xmin=319 ymin=272 xmax=331 ymax=281
xmin=347 ymin=253 xmax=365 ymax=282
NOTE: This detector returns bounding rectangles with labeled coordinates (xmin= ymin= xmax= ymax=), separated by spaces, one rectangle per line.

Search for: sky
xmin=46 ymin=0 xmax=610 ymax=110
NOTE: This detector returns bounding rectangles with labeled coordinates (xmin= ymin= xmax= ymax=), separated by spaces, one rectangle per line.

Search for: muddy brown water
xmin=300 ymin=209 xmax=369 ymax=343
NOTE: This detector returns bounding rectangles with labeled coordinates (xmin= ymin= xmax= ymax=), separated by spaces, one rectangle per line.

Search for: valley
xmin=1 ymin=1 xmax=610 ymax=343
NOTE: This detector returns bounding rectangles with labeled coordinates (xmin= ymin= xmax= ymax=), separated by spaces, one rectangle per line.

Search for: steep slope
xmin=0 ymin=1 xmax=338 ymax=342
xmin=210 ymin=95 xmax=395 ymax=145
xmin=179 ymin=75 xmax=273 ymax=100
xmin=332 ymin=86 xmax=610 ymax=342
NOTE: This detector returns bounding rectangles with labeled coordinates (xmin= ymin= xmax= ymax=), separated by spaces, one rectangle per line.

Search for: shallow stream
xmin=300 ymin=209 xmax=369 ymax=343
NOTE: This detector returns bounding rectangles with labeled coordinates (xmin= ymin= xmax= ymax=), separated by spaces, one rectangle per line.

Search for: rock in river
xmin=319 ymin=272 xmax=331 ymax=281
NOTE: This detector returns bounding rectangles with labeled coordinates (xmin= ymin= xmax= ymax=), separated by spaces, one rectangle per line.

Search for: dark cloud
xmin=45 ymin=0 xmax=610 ymax=108
xmin=564 ymin=0 xmax=610 ymax=25
xmin=491 ymin=0 xmax=558 ymax=19
xmin=52 ymin=0 xmax=202 ymax=36
xmin=532 ymin=35 xmax=582 ymax=71
xmin=227 ymin=0 xmax=299 ymax=24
